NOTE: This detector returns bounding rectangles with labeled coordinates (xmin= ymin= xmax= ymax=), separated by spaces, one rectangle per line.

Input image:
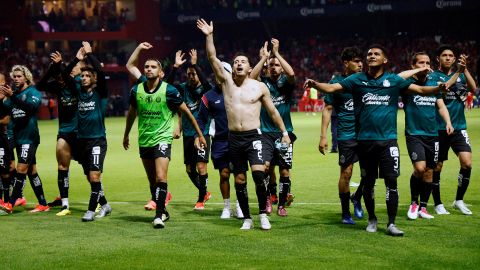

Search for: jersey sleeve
xmin=166 ymin=85 xmax=183 ymax=112
xmin=129 ymin=86 xmax=138 ymax=109
xmin=338 ymin=75 xmax=356 ymax=92
xmin=323 ymin=93 xmax=333 ymax=105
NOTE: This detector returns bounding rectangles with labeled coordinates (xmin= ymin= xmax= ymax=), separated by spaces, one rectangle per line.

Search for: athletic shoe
xmin=96 ymin=204 xmax=112 ymax=218
xmin=165 ymin=192 xmax=172 ymax=206
xmin=194 ymin=201 xmax=205 ymax=210
xmin=277 ymin=206 xmax=287 ymax=217
xmin=56 ymin=208 xmax=72 ymax=216
xmin=366 ymin=219 xmax=377 ymax=233
xmin=418 ymin=207 xmax=434 ymax=219
xmin=351 ymin=197 xmax=364 ymax=219
xmin=0 ymin=202 xmax=12 ymax=214
xmin=434 ymin=204 xmax=450 ymax=215
xmin=204 ymin=191 xmax=211 ymax=202
xmin=342 ymin=215 xmax=356 ymax=225
xmin=29 ymin=204 xmax=50 ymax=213
xmin=0 ymin=199 xmax=3 ymax=206
xmin=286 ymin=193 xmax=295 ymax=207
xmin=240 ymin=218 xmax=254 ymax=230
xmin=266 ymin=196 xmax=273 ymax=215
xmin=152 ymin=217 xmax=165 ymax=229
xmin=47 ymin=196 xmax=62 ymax=207
xmin=386 ymin=224 xmax=404 ymax=236
xmin=259 ymin=213 xmax=271 ymax=230
xmin=82 ymin=210 xmax=95 ymax=222
xmin=0 ymin=209 xmax=7 ymax=216
xmin=221 ymin=208 xmax=232 ymax=219
xmin=407 ymin=202 xmax=419 ymax=220
xmin=144 ymin=200 xmax=156 ymax=211
xmin=452 ymin=200 xmax=473 ymax=215
xmin=271 ymin=194 xmax=279 ymax=205
xmin=95 ymin=204 xmax=102 ymax=213
xmin=162 ymin=211 xmax=170 ymax=222
xmin=14 ymin=197 xmax=27 ymax=207
xmin=235 ymin=201 xmax=244 ymax=219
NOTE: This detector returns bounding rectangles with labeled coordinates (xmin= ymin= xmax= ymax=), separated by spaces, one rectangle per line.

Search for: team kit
xmin=0 ymin=20 xmax=475 ymax=237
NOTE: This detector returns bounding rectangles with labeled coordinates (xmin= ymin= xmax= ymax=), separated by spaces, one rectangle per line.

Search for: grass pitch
xmin=2 ymin=110 xmax=480 ymax=269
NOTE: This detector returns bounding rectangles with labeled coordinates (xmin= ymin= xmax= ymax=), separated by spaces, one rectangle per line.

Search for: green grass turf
xmin=2 ymin=110 xmax=480 ymax=269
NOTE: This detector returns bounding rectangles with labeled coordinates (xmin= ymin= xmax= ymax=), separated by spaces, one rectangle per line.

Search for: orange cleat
xmin=204 ymin=191 xmax=211 ymax=202
xmin=47 ymin=196 xmax=62 ymax=207
xmin=194 ymin=201 xmax=205 ymax=210
xmin=1 ymin=202 xmax=13 ymax=213
xmin=14 ymin=197 xmax=27 ymax=207
xmin=29 ymin=204 xmax=50 ymax=213
xmin=165 ymin=192 xmax=172 ymax=206
xmin=144 ymin=200 xmax=156 ymax=211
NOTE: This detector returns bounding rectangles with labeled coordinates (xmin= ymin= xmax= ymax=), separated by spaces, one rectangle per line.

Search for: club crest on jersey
xmin=390 ymin=147 xmax=399 ymax=157
xmin=383 ymin=79 xmax=391 ymax=87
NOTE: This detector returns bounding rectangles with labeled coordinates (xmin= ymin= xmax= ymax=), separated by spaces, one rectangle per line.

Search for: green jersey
xmin=5 ymin=85 xmax=42 ymax=145
xmin=260 ymin=74 xmax=295 ymax=133
xmin=130 ymin=79 xmax=183 ymax=147
xmin=324 ymin=74 xmax=355 ymax=140
xmin=428 ymin=71 xmax=468 ymax=130
xmin=177 ymin=82 xmax=209 ymax=137
xmin=339 ymin=72 xmax=412 ymax=140
xmin=402 ymin=77 xmax=439 ymax=136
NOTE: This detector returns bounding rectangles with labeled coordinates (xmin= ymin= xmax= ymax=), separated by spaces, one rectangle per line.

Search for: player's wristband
xmin=282 ymin=131 xmax=288 ymax=136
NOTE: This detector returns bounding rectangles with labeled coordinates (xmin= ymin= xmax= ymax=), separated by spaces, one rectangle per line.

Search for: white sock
xmin=224 ymin=198 xmax=230 ymax=209
xmin=61 ymin=198 xmax=69 ymax=208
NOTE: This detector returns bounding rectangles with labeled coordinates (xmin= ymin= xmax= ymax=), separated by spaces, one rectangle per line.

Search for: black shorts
xmin=406 ymin=135 xmax=439 ymax=169
xmin=78 ymin=138 xmax=107 ymax=175
xmin=8 ymin=136 xmax=15 ymax=161
xmin=211 ymin=139 xmax=230 ymax=170
xmin=57 ymin=132 xmax=79 ymax=161
xmin=229 ymin=129 xmax=265 ymax=174
xmin=438 ymin=130 xmax=472 ymax=161
xmin=0 ymin=135 xmax=12 ymax=173
xmin=262 ymin=132 xmax=296 ymax=169
xmin=16 ymin=143 xmax=38 ymax=165
xmin=358 ymin=140 xmax=400 ymax=179
xmin=139 ymin=143 xmax=172 ymax=160
xmin=338 ymin=139 xmax=359 ymax=167
xmin=183 ymin=135 xmax=211 ymax=165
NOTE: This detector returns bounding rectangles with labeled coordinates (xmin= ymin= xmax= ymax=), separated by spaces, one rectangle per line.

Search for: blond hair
xmin=10 ymin=65 xmax=34 ymax=85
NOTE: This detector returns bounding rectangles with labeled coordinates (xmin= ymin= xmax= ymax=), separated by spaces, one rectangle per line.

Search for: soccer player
xmin=429 ymin=45 xmax=477 ymax=215
xmin=65 ymin=42 xmax=112 ymax=222
xmin=0 ymin=73 xmax=12 ymax=208
xmin=319 ymin=47 xmax=365 ymax=225
xmin=304 ymin=44 xmax=447 ymax=236
xmin=166 ymin=49 xmax=213 ymax=210
xmin=197 ymin=19 xmax=291 ymax=230
xmin=36 ymin=51 xmax=79 ymax=216
xmin=250 ymin=39 xmax=296 ymax=217
xmin=0 ymin=65 xmax=49 ymax=213
xmin=400 ymin=52 xmax=455 ymax=220
xmin=123 ymin=42 xmax=207 ymax=228
xmin=195 ymin=62 xmax=243 ymax=219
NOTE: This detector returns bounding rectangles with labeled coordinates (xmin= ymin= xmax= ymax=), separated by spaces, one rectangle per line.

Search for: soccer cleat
xmin=418 ymin=207 xmax=434 ymax=219
xmin=56 ymin=208 xmax=72 ymax=216
xmin=0 ymin=209 xmax=7 ymax=216
xmin=0 ymin=202 xmax=12 ymax=214
xmin=204 ymin=191 xmax=212 ymax=202
xmin=386 ymin=224 xmax=404 ymax=236
xmin=194 ymin=201 xmax=205 ymax=210
xmin=144 ymin=200 xmax=156 ymax=211
xmin=271 ymin=194 xmax=279 ymax=205
xmin=235 ymin=202 xmax=244 ymax=219
xmin=165 ymin=192 xmax=172 ymax=206
xmin=14 ymin=197 xmax=27 ymax=207
xmin=407 ymin=202 xmax=419 ymax=220
xmin=82 ymin=210 xmax=95 ymax=222
xmin=286 ymin=193 xmax=295 ymax=207
xmin=452 ymin=200 xmax=473 ymax=215
xmin=366 ymin=219 xmax=377 ymax=233
xmin=152 ymin=217 xmax=165 ymax=229
xmin=434 ymin=204 xmax=450 ymax=215
xmin=342 ymin=215 xmax=356 ymax=225
xmin=0 ymin=199 xmax=3 ymax=206
xmin=240 ymin=218 xmax=254 ymax=230
xmin=29 ymin=204 xmax=50 ymax=213
xmin=351 ymin=197 xmax=364 ymax=219
xmin=259 ymin=213 xmax=271 ymax=230
xmin=96 ymin=204 xmax=112 ymax=218
xmin=266 ymin=196 xmax=273 ymax=215
xmin=47 ymin=196 xmax=62 ymax=207
xmin=277 ymin=206 xmax=287 ymax=217
xmin=220 ymin=208 xmax=232 ymax=219
xmin=162 ymin=211 xmax=170 ymax=222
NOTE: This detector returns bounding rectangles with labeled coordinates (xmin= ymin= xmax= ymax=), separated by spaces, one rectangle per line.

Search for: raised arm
xmin=304 ymin=79 xmax=344 ymax=93
xmin=407 ymin=83 xmax=447 ymax=95
xmin=260 ymin=84 xmax=291 ymax=145
xmin=166 ymin=50 xmax=186 ymax=84
xmin=83 ymin=41 xmax=107 ymax=97
xmin=319 ymin=104 xmax=332 ymax=155
xmin=436 ymin=98 xmax=454 ymax=135
xmin=250 ymin=41 xmax=270 ymax=80
xmin=190 ymin=49 xmax=212 ymax=92
xmin=196 ymin=19 xmax=227 ymax=84
xmin=271 ymin=38 xmax=295 ymax=83
xmin=397 ymin=66 xmax=432 ymax=79
xmin=461 ymin=55 xmax=477 ymax=92
xmin=37 ymin=52 xmax=62 ymax=92
xmin=126 ymin=42 xmax=153 ymax=80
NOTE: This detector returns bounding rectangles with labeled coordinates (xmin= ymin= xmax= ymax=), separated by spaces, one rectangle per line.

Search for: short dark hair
xmin=411 ymin=52 xmax=430 ymax=65
xmin=145 ymin=58 xmax=163 ymax=70
xmin=232 ymin=52 xmax=251 ymax=66
xmin=368 ymin=44 xmax=388 ymax=58
xmin=80 ymin=65 xmax=95 ymax=73
xmin=341 ymin=47 xmax=363 ymax=62
xmin=436 ymin=44 xmax=456 ymax=57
